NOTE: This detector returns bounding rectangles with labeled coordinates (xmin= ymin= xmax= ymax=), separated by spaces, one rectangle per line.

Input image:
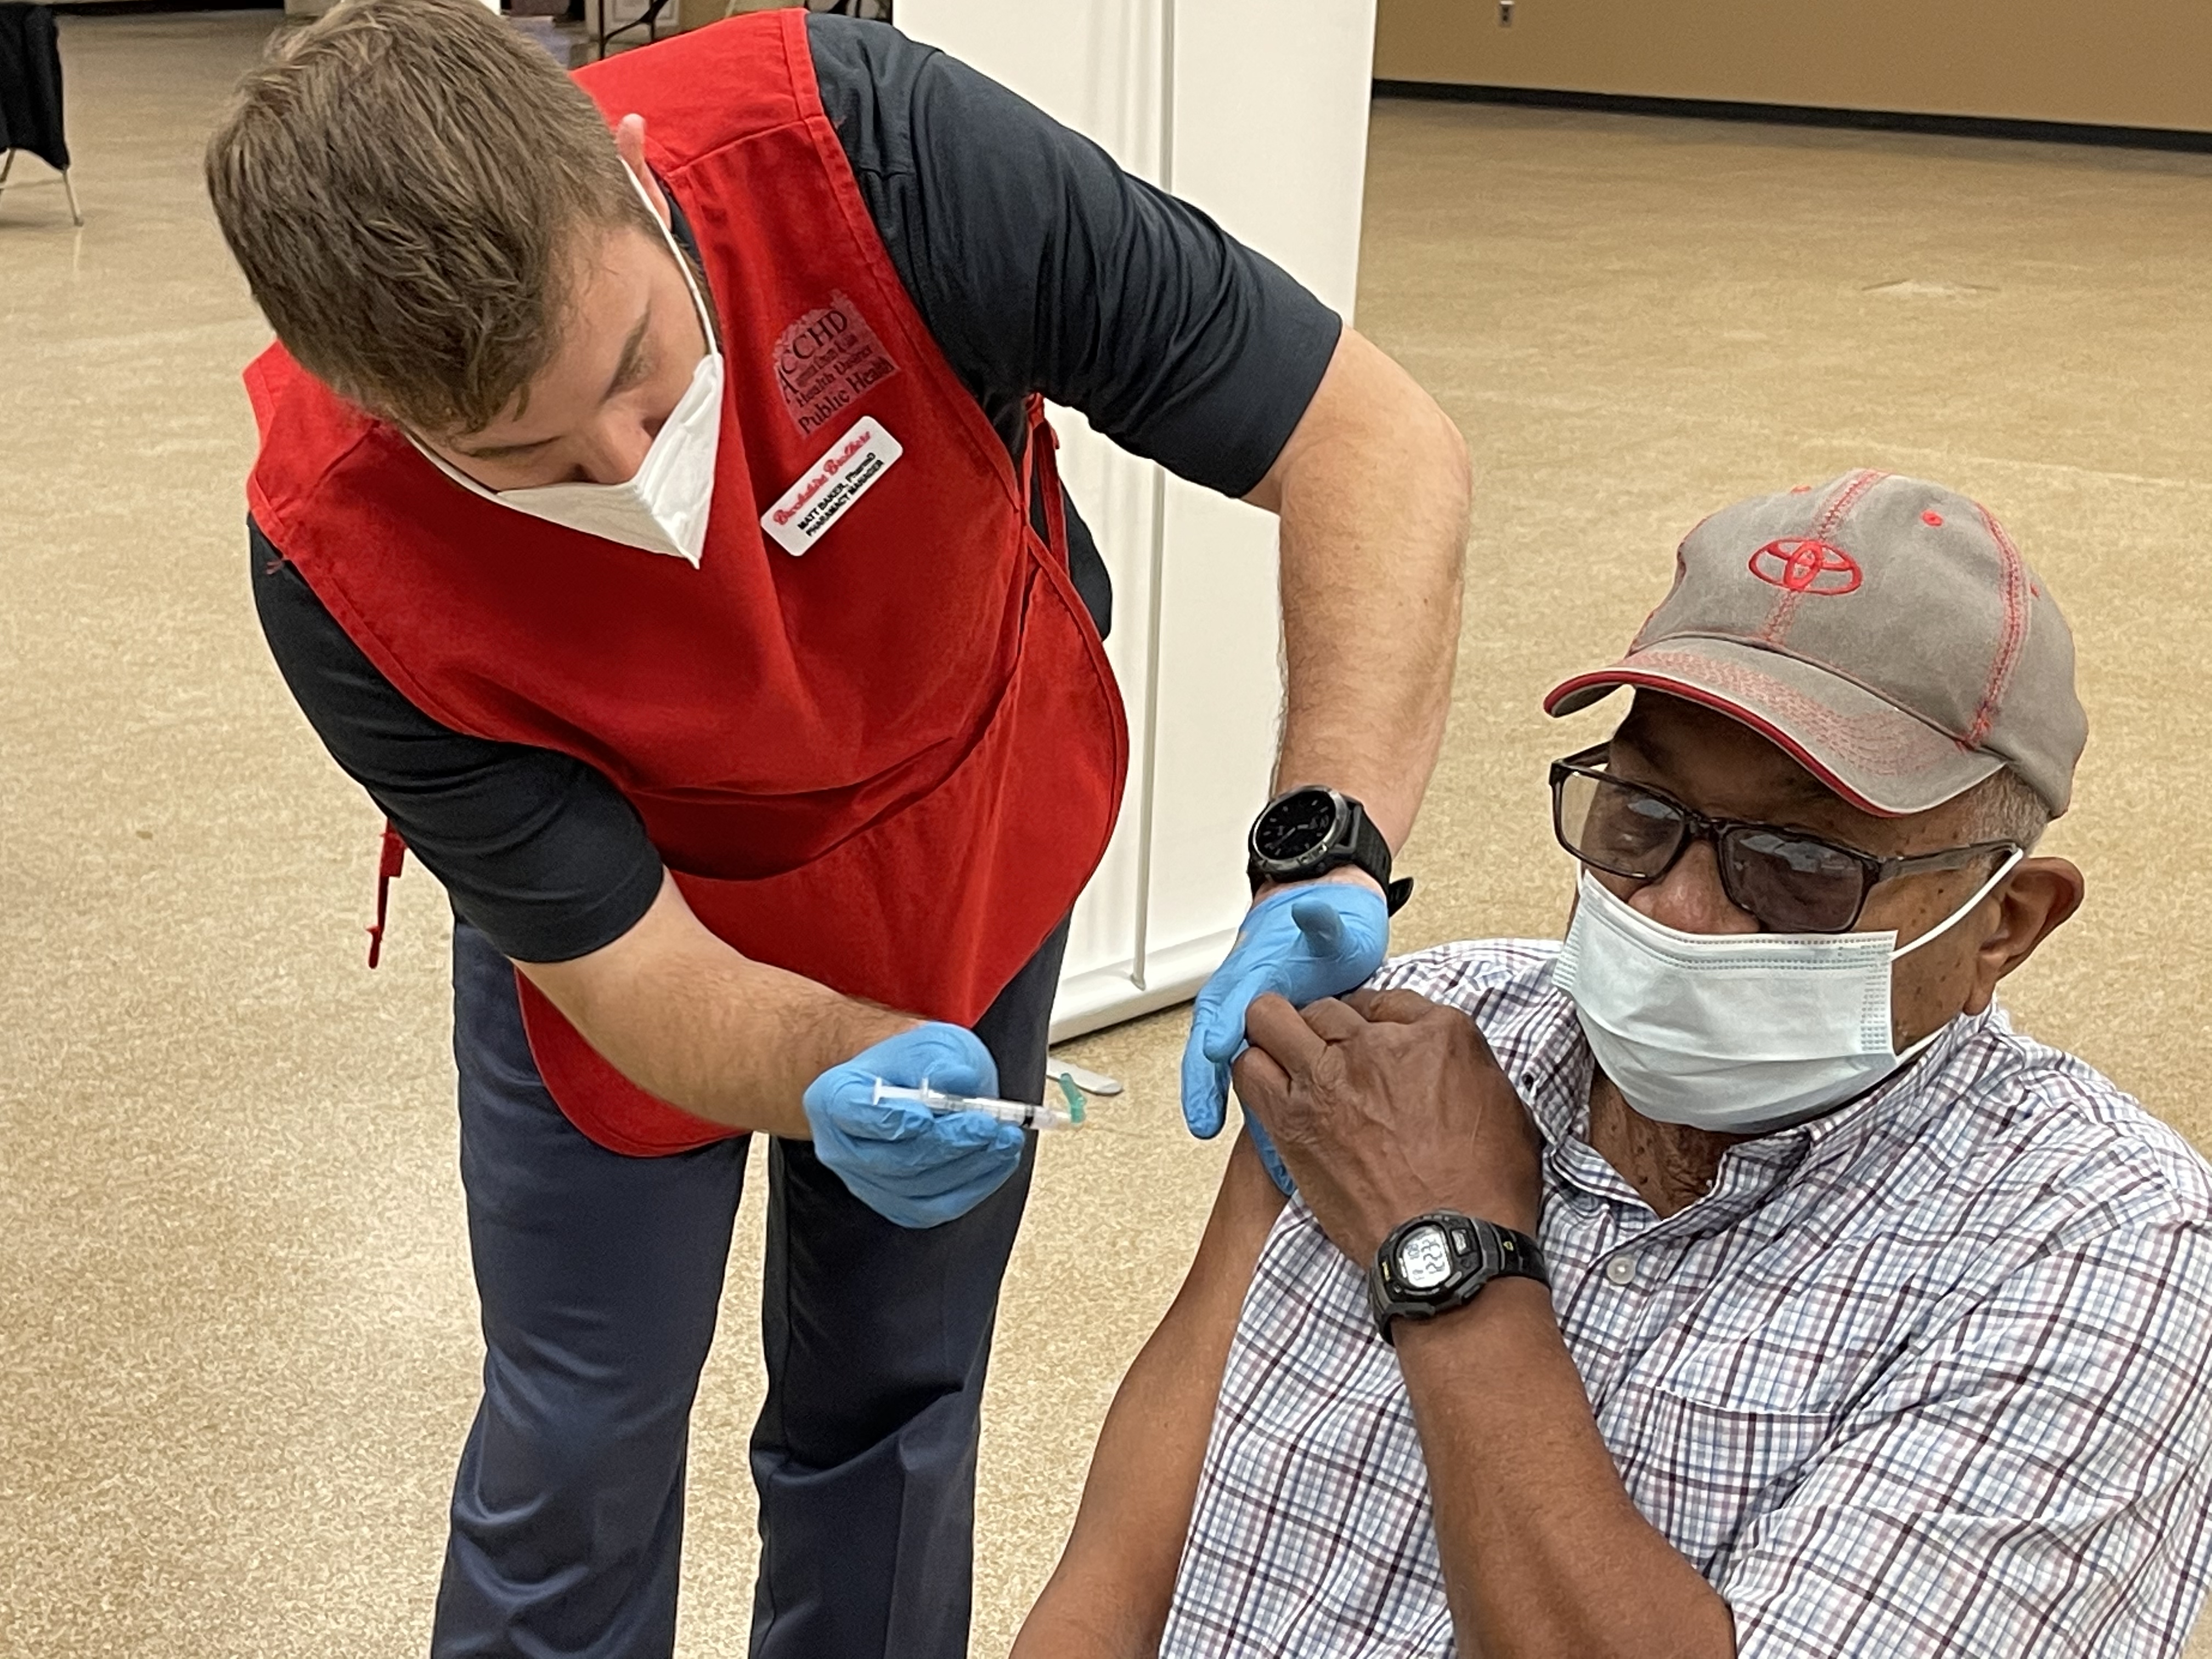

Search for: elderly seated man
xmin=1018 ymin=473 xmax=2212 ymax=1659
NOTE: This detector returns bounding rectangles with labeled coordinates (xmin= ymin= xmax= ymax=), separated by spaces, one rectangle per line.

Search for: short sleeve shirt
xmin=252 ymin=14 xmax=1341 ymax=963
xmin=1164 ymin=940 xmax=2212 ymax=1659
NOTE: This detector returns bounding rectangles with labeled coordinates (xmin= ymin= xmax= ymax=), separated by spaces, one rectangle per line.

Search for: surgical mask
xmin=412 ymin=171 xmax=725 ymax=567
xmin=1552 ymin=850 xmax=2024 ymax=1135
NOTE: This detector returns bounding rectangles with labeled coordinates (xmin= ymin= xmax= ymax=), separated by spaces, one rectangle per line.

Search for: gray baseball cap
xmin=1545 ymin=471 xmax=2087 ymax=817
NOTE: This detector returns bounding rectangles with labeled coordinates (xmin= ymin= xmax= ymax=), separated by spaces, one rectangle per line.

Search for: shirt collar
xmin=1501 ymin=974 xmax=2000 ymax=1221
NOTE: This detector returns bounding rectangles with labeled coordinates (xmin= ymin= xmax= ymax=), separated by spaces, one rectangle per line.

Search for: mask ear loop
xmin=623 ymin=163 xmax=718 ymax=353
xmin=405 ymin=169 xmax=723 ymax=520
xmin=1890 ymin=846 xmax=2027 ymax=962
xmin=1886 ymin=845 xmax=2027 ymax=1064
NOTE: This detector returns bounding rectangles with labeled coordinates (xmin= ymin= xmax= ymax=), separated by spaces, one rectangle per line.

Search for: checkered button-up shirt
xmin=1160 ymin=940 xmax=2212 ymax=1659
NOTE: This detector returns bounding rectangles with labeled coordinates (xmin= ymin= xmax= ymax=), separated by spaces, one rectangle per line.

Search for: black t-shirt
xmin=253 ymin=14 xmax=1340 ymax=963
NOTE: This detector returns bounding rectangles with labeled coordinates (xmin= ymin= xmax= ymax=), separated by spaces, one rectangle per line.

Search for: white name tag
xmin=760 ymin=416 xmax=904 ymax=556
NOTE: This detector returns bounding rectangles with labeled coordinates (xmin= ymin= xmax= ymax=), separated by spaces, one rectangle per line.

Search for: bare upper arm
xmin=1242 ymin=325 xmax=1468 ymax=516
xmin=514 ymin=867 xmax=696 ymax=1009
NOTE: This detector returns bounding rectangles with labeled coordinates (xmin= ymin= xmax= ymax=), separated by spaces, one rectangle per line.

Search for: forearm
xmin=1016 ymin=1138 xmax=1288 ymax=1658
xmin=1235 ymin=992 xmax=1729 ymax=1654
xmin=1396 ymin=1282 xmax=1734 ymax=1659
xmin=517 ymin=873 xmax=910 ymax=1135
xmin=1252 ymin=328 xmax=1469 ymax=848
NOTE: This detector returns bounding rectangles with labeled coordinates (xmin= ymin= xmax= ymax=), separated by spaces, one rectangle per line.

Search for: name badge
xmin=761 ymin=416 xmax=904 ymax=556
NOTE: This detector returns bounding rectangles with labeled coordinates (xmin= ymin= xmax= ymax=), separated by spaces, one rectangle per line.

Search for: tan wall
xmin=1374 ymin=0 xmax=2212 ymax=135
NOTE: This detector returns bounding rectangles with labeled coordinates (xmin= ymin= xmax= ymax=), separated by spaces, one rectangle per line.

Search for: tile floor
xmin=6 ymin=10 xmax=2212 ymax=1655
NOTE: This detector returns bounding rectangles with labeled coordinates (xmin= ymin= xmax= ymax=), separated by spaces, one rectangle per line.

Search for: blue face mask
xmin=1552 ymin=851 xmax=2023 ymax=1134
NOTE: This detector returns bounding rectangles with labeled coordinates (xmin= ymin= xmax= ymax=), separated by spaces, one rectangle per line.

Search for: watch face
xmin=1396 ymin=1224 xmax=1454 ymax=1291
xmin=1254 ymin=788 xmax=1342 ymax=865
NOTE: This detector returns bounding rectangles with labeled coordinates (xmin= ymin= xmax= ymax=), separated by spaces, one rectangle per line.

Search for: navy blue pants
xmin=430 ymin=918 xmax=1064 ymax=1659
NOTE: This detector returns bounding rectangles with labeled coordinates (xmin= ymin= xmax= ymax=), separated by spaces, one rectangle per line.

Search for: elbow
xmin=1413 ymin=397 xmax=1472 ymax=593
xmin=1430 ymin=396 xmax=1472 ymax=533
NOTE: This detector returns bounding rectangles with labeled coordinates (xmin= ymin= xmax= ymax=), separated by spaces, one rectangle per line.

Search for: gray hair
xmin=1958 ymin=766 xmax=2051 ymax=853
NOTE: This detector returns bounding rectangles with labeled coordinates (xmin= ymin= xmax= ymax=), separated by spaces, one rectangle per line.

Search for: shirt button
xmin=1604 ymin=1252 xmax=1639 ymax=1286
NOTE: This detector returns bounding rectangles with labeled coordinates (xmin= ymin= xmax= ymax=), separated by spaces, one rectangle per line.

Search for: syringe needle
xmin=872 ymin=1078 xmax=1086 ymax=1131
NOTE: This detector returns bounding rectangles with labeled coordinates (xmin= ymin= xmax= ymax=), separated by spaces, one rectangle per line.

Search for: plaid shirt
xmin=1161 ymin=940 xmax=2212 ymax=1659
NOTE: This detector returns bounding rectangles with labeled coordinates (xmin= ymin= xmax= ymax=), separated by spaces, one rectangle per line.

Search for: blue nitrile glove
xmin=1181 ymin=881 xmax=1391 ymax=1139
xmin=804 ymin=1023 xmax=1024 ymax=1230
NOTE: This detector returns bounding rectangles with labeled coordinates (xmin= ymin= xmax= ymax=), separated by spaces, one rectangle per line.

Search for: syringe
xmin=871 ymin=1071 xmax=1087 ymax=1131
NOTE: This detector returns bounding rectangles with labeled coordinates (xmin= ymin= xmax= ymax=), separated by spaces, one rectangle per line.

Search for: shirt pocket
xmin=1598 ymin=1375 xmax=1842 ymax=1576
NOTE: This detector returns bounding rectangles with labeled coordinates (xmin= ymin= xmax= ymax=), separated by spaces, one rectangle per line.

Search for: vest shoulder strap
xmin=572 ymin=9 xmax=813 ymax=176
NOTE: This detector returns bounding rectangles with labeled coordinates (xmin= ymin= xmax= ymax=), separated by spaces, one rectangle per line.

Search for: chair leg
xmin=61 ymin=167 xmax=81 ymax=226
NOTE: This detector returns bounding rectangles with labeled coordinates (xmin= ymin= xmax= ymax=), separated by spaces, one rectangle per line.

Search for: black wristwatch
xmin=1367 ymin=1211 xmax=1548 ymax=1345
xmin=1247 ymin=786 xmax=1413 ymax=913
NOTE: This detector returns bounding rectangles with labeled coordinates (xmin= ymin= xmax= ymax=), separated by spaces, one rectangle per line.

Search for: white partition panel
xmin=895 ymin=0 xmax=1379 ymax=1038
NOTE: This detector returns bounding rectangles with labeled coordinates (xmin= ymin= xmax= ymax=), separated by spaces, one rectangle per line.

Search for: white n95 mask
xmin=1551 ymin=851 xmax=2024 ymax=1135
xmin=413 ymin=171 xmax=725 ymax=567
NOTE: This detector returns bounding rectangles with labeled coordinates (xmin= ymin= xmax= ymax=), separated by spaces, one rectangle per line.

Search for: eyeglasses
xmin=1549 ymin=744 xmax=2018 ymax=934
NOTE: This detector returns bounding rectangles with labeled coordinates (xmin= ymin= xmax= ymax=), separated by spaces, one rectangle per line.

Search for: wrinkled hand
xmin=804 ymin=1023 xmax=1023 ymax=1230
xmin=1181 ymin=882 xmax=1390 ymax=1139
xmin=1232 ymin=988 xmax=1542 ymax=1264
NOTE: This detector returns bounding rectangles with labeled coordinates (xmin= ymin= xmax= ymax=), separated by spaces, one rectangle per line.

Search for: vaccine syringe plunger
xmin=871 ymin=1070 xmax=1087 ymax=1132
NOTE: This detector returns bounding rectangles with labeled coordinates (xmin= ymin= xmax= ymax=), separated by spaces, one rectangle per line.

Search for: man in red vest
xmin=207 ymin=1 xmax=1469 ymax=1654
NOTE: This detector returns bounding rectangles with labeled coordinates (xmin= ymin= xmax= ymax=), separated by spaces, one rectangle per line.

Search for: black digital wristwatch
xmin=1246 ymin=786 xmax=1413 ymax=913
xmin=1367 ymin=1210 xmax=1549 ymax=1345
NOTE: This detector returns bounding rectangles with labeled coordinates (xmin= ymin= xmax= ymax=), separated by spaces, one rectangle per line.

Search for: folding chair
xmin=0 ymin=2 xmax=82 ymax=226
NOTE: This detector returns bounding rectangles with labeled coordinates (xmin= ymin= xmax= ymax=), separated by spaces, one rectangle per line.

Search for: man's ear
xmin=614 ymin=113 xmax=673 ymax=228
xmin=1963 ymin=857 xmax=2085 ymax=1013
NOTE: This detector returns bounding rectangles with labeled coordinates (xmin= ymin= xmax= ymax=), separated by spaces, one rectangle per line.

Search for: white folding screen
xmin=895 ymin=0 xmax=1380 ymax=1039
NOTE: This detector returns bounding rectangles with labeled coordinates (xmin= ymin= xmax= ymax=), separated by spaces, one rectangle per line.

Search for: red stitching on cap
xmin=1615 ymin=651 xmax=1945 ymax=771
xmin=1923 ymin=511 xmax=1945 ymax=527
xmin=1966 ymin=503 xmax=2030 ymax=747
xmin=1545 ymin=656 xmax=1976 ymax=815
xmin=1814 ymin=471 xmax=1889 ymax=537
xmin=1763 ymin=471 xmax=1889 ymax=644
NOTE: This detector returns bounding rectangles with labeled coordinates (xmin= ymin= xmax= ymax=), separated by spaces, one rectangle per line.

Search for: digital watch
xmin=1367 ymin=1210 xmax=1549 ymax=1345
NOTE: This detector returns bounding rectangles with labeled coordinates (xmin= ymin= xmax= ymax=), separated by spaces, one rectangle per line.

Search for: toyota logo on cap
xmin=1750 ymin=538 xmax=1863 ymax=596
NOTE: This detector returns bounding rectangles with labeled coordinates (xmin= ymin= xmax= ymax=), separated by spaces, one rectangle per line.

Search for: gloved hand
xmin=1181 ymin=881 xmax=1390 ymax=1138
xmin=805 ymin=1023 xmax=1023 ymax=1230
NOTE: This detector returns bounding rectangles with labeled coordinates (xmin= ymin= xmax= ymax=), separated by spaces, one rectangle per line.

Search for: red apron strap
xmin=366 ymin=821 xmax=408 ymax=968
xmin=1023 ymin=394 xmax=1070 ymax=567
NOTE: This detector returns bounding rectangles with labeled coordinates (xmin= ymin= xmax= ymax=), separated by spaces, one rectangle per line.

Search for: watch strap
xmin=1345 ymin=806 xmax=1415 ymax=914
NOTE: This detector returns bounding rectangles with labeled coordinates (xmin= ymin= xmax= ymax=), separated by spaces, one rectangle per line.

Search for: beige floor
xmin=7 ymin=12 xmax=2212 ymax=1656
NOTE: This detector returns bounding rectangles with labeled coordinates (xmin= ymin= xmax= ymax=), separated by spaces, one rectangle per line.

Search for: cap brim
xmin=1544 ymin=637 xmax=2000 ymax=817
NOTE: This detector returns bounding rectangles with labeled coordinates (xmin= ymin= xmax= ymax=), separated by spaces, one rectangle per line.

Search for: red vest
xmin=242 ymin=11 xmax=1127 ymax=1155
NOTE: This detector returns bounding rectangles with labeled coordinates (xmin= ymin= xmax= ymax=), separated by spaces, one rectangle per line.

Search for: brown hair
xmin=206 ymin=0 xmax=653 ymax=433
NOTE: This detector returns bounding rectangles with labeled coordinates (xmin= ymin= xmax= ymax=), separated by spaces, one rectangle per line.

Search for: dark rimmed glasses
xmin=1549 ymin=744 xmax=2018 ymax=934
